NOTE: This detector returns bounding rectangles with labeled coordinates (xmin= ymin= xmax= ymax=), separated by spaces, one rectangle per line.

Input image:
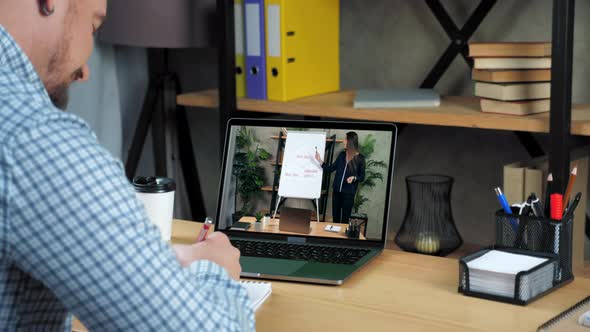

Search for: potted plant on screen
xmin=254 ymin=212 xmax=264 ymax=231
xmin=233 ymin=127 xmax=271 ymax=223
xmin=352 ymin=134 xmax=387 ymax=230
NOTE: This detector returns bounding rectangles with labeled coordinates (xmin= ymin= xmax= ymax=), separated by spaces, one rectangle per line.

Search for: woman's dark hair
xmin=346 ymin=132 xmax=360 ymax=153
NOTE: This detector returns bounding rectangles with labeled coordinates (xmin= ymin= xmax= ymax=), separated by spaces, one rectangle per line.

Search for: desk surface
xmin=75 ymin=220 xmax=590 ymax=332
xmin=234 ymin=216 xmax=367 ymax=240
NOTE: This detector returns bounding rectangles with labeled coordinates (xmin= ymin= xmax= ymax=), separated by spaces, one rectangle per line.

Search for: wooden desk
xmin=75 ymin=220 xmax=590 ymax=332
xmin=236 ymin=216 xmax=366 ymax=240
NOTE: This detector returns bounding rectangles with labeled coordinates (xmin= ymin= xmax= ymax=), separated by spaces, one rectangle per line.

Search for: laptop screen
xmin=217 ymin=119 xmax=396 ymax=243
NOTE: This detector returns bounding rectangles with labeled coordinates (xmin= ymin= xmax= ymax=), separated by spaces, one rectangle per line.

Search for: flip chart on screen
xmin=278 ymin=132 xmax=326 ymax=199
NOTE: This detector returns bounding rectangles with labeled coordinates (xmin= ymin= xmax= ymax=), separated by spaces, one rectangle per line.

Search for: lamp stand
xmin=125 ymin=49 xmax=206 ymax=221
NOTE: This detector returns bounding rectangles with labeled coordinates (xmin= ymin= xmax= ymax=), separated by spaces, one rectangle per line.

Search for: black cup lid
xmin=133 ymin=176 xmax=176 ymax=193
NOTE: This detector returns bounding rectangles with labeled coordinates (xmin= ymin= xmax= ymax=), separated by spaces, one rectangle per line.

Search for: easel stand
xmin=269 ymin=132 xmax=339 ymax=222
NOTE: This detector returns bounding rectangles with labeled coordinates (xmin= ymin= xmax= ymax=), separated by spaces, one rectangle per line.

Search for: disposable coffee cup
xmin=133 ymin=176 xmax=176 ymax=241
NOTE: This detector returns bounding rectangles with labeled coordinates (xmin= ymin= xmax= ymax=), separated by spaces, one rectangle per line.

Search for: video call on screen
xmin=218 ymin=126 xmax=393 ymax=241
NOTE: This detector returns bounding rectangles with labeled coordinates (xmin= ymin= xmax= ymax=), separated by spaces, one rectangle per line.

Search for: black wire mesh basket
xmin=394 ymin=175 xmax=463 ymax=256
xmin=458 ymin=211 xmax=574 ymax=305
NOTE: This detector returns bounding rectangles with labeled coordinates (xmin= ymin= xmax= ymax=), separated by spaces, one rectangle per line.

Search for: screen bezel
xmin=215 ymin=118 xmax=397 ymax=248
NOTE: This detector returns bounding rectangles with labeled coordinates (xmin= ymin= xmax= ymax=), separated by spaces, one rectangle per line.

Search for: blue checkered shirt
xmin=0 ymin=26 xmax=255 ymax=331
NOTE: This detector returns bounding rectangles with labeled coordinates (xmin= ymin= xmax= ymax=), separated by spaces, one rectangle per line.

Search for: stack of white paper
xmin=466 ymin=250 xmax=555 ymax=300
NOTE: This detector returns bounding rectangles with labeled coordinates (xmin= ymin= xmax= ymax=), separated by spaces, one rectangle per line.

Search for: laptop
xmin=216 ymin=119 xmax=397 ymax=285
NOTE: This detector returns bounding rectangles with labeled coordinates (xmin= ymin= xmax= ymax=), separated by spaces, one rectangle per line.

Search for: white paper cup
xmin=133 ymin=176 xmax=176 ymax=241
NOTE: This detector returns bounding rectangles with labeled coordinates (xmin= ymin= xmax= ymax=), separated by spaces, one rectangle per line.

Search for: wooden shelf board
xmin=177 ymin=89 xmax=590 ymax=136
xmin=271 ymin=135 xmax=344 ymax=143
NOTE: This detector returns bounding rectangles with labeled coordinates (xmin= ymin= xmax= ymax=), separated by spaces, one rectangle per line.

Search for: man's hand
xmin=346 ymin=176 xmax=355 ymax=184
xmin=172 ymin=232 xmax=242 ymax=280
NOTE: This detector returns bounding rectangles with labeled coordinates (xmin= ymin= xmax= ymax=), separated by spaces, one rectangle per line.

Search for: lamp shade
xmin=98 ymin=0 xmax=216 ymax=48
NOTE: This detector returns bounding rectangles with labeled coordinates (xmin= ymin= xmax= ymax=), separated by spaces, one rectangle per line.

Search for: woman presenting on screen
xmin=315 ymin=132 xmax=366 ymax=223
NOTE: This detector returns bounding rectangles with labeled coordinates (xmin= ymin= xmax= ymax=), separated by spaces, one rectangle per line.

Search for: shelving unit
xmin=179 ymin=0 xmax=581 ymax=255
xmin=207 ymin=0 xmax=577 ymax=193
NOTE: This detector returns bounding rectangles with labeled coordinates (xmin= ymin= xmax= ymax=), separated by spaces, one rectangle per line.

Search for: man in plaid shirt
xmin=0 ymin=0 xmax=255 ymax=330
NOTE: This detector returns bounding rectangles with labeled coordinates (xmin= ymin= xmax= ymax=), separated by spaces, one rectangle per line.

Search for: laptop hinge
xmin=287 ymin=237 xmax=306 ymax=244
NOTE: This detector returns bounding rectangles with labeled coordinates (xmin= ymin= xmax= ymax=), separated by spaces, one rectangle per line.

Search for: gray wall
xmin=110 ymin=1 xmax=590 ymax=254
xmin=68 ymin=42 xmax=124 ymax=158
xmin=68 ymin=42 xmax=149 ymax=164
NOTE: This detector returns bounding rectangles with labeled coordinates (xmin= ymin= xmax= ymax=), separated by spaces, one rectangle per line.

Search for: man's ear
xmin=39 ymin=0 xmax=56 ymax=16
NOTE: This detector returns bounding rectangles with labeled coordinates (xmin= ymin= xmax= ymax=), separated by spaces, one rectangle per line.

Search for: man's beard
xmin=45 ymin=60 xmax=83 ymax=110
xmin=44 ymin=41 xmax=83 ymax=110
xmin=46 ymin=80 xmax=69 ymax=110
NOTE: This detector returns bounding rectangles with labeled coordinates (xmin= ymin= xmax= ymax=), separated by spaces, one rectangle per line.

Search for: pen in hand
xmin=196 ymin=217 xmax=214 ymax=242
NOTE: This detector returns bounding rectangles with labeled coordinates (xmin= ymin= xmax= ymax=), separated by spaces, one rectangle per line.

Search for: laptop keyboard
xmin=231 ymin=240 xmax=371 ymax=265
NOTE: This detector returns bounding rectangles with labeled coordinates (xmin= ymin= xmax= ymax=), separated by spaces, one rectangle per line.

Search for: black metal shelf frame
xmin=215 ymin=0 xmax=576 ymax=194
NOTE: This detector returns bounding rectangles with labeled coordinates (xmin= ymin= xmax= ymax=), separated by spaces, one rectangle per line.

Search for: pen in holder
xmin=345 ymin=221 xmax=361 ymax=239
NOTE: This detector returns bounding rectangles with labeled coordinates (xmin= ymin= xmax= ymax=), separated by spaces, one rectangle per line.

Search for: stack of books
xmin=469 ymin=42 xmax=552 ymax=116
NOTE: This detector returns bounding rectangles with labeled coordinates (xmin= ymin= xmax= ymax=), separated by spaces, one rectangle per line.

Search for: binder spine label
xmin=245 ymin=4 xmax=261 ymax=56
xmin=267 ymin=5 xmax=281 ymax=57
xmin=234 ymin=4 xmax=245 ymax=55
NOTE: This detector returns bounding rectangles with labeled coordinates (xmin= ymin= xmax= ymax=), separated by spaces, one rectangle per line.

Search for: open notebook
xmin=538 ymin=295 xmax=590 ymax=331
xmin=240 ymin=280 xmax=272 ymax=311
xmin=72 ymin=281 xmax=272 ymax=332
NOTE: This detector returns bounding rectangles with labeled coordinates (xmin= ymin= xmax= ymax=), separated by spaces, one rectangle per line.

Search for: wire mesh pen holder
xmin=458 ymin=211 xmax=573 ymax=305
xmin=495 ymin=211 xmax=573 ymax=283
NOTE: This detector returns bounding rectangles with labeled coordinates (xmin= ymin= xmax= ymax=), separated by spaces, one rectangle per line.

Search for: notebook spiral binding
xmin=537 ymin=295 xmax=590 ymax=331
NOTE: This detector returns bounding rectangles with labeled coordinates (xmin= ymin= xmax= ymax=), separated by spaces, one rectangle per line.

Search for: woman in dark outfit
xmin=315 ymin=132 xmax=366 ymax=223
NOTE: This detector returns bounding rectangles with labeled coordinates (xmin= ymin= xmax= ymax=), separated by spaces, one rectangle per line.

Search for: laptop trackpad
xmin=241 ymin=257 xmax=305 ymax=276
xmin=293 ymin=262 xmax=357 ymax=280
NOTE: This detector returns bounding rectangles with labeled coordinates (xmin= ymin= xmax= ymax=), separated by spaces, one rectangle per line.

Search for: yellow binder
xmin=235 ymin=0 xmax=246 ymax=97
xmin=265 ymin=0 xmax=339 ymax=101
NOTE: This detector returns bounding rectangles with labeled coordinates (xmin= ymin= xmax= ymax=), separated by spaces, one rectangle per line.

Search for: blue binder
xmin=244 ymin=0 xmax=267 ymax=99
